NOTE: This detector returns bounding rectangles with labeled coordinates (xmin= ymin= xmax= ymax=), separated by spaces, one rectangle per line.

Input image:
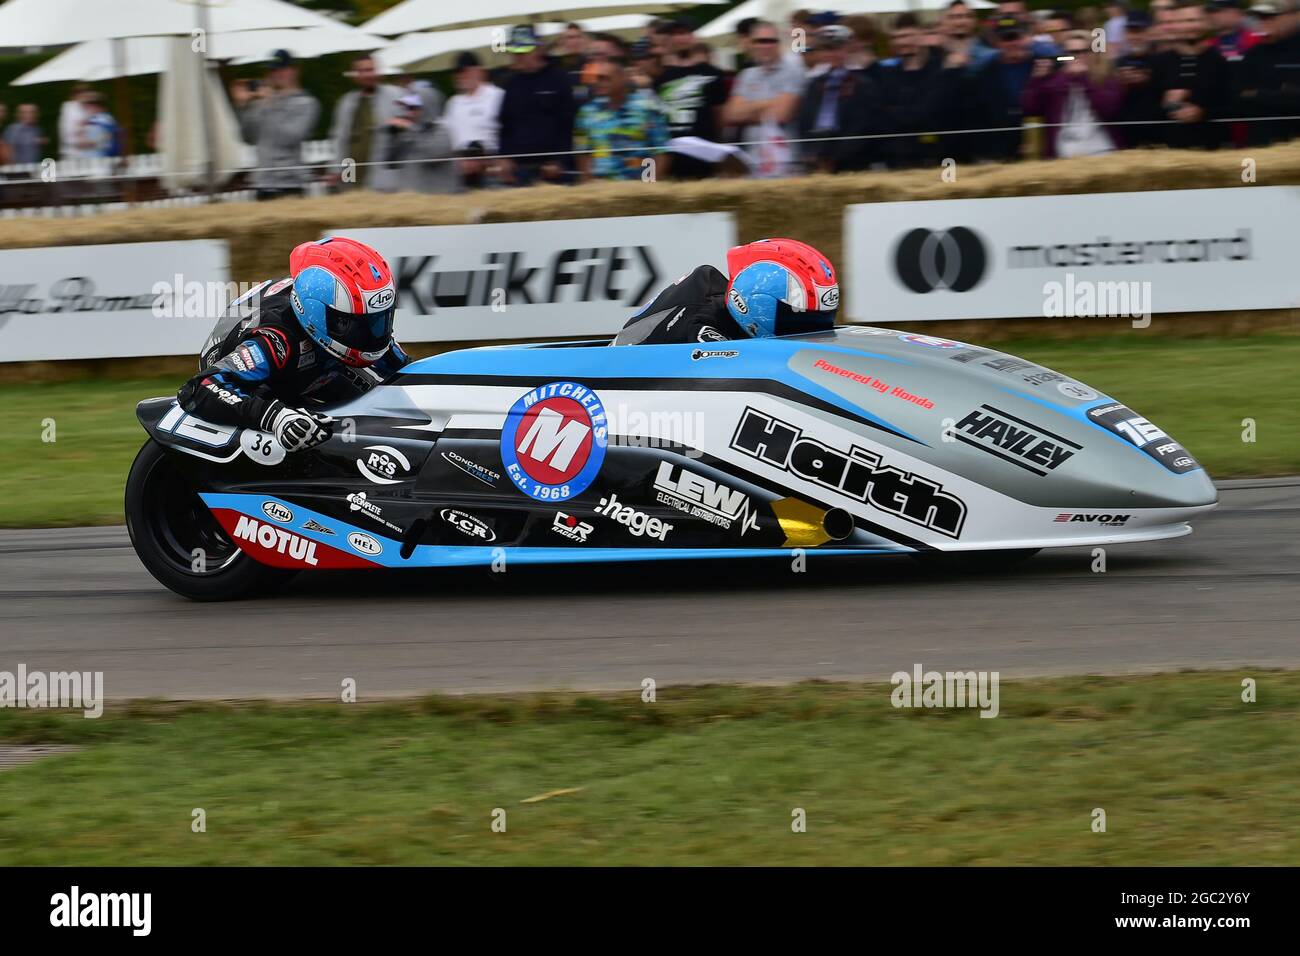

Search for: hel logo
xmin=347 ymin=531 xmax=382 ymax=555
xmin=261 ymin=501 xmax=293 ymax=523
xmin=730 ymin=407 xmax=967 ymax=538
xmin=501 ymin=381 xmax=607 ymax=502
xmin=653 ymin=462 xmax=759 ymax=535
xmin=954 ymin=405 xmax=1080 ymax=477
xmin=233 ymin=515 xmax=318 ymax=566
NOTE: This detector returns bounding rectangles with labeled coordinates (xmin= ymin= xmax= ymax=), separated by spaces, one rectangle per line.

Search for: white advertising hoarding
xmin=0 ymin=240 xmax=230 ymax=362
xmin=844 ymin=187 xmax=1300 ymax=322
xmin=340 ymin=213 xmax=737 ymax=342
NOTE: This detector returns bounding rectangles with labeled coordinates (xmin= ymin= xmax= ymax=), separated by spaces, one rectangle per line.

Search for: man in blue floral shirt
xmin=574 ymin=58 xmax=671 ymax=181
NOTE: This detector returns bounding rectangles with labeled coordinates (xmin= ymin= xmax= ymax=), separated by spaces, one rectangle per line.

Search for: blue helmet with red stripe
xmin=724 ymin=238 xmax=839 ymax=338
xmin=289 ymin=237 xmax=396 ymax=367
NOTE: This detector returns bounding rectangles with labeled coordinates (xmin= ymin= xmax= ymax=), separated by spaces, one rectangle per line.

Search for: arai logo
xmin=728 ymin=288 xmax=748 ymax=315
xmin=818 ymin=286 xmax=840 ymax=310
xmin=367 ymin=288 xmax=395 ymax=310
xmin=347 ymin=531 xmax=382 ymax=556
xmin=261 ymin=501 xmax=293 ymax=523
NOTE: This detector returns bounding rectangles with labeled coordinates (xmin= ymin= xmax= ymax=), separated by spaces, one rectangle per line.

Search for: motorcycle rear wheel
xmin=125 ymin=439 xmax=295 ymax=601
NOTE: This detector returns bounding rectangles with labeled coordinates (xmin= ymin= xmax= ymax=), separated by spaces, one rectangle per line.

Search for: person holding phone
xmin=1022 ymin=31 xmax=1124 ymax=157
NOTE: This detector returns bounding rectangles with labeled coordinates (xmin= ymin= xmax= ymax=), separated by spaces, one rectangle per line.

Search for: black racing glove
xmin=261 ymin=400 xmax=334 ymax=452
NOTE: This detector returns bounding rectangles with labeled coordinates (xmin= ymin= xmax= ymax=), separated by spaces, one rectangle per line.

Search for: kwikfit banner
xmin=0 ymin=240 xmax=230 ymax=362
xmin=340 ymin=214 xmax=736 ymax=342
xmin=843 ymin=187 xmax=1300 ymax=322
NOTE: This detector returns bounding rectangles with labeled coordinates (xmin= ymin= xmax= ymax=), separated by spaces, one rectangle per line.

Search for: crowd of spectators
xmin=3 ymin=0 xmax=1300 ymax=195
xmin=0 ymin=84 xmax=120 ymax=167
xmin=426 ymin=0 xmax=1300 ymax=190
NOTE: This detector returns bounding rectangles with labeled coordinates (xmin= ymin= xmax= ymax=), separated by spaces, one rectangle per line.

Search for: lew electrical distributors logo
xmin=892 ymin=227 xmax=989 ymax=294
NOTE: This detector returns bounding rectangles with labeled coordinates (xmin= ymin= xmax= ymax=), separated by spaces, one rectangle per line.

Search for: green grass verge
xmin=1 ymin=335 xmax=1296 ymax=528
xmin=0 ymin=673 xmax=1294 ymax=865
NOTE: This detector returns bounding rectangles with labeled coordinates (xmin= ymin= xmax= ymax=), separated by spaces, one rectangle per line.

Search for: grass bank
xmin=0 ymin=672 xmax=1294 ymax=865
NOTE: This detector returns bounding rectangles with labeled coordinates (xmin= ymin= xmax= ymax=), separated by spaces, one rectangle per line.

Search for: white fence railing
xmin=0 ymin=139 xmax=336 ymax=182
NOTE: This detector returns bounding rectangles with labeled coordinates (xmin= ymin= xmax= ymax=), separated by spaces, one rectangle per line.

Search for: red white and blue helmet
xmin=725 ymin=238 xmax=839 ymax=338
xmin=289 ymin=237 xmax=396 ymax=367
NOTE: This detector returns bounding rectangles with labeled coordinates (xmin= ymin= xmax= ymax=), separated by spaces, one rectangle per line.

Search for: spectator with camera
xmin=377 ymin=91 xmax=456 ymax=193
xmin=233 ymin=50 xmax=320 ymax=200
xmin=1022 ymin=30 xmax=1125 ymax=156
xmin=443 ymin=52 xmax=504 ymax=189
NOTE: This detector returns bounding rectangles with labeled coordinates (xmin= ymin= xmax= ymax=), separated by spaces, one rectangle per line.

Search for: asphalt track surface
xmin=0 ymin=478 xmax=1296 ymax=700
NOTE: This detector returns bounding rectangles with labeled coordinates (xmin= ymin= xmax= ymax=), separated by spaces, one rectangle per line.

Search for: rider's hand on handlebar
xmin=265 ymin=402 xmax=334 ymax=452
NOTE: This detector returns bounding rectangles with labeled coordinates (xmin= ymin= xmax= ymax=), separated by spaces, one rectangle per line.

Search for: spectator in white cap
xmin=379 ymin=90 xmax=457 ymax=193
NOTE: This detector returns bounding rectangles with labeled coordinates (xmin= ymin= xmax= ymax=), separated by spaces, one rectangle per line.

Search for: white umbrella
xmin=158 ymin=38 xmax=245 ymax=191
xmin=699 ymin=0 xmax=994 ymax=40
xmin=0 ymin=0 xmax=328 ymax=46
xmin=362 ymin=0 xmax=725 ymax=37
xmin=12 ymin=26 xmax=389 ymax=86
xmin=382 ymin=15 xmax=653 ymax=73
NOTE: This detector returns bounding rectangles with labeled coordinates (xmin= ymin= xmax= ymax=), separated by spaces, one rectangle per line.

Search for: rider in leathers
xmin=178 ymin=236 xmax=407 ymax=452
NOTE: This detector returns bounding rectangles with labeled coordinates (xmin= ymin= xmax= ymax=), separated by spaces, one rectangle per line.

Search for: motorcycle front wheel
xmin=125 ymin=439 xmax=295 ymax=601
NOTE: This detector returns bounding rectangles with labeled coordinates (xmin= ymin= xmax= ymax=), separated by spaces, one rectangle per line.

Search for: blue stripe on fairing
xmin=403 ymin=338 xmax=923 ymax=443
xmin=997 ymin=386 xmax=1205 ymax=475
xmin=201 ymin=493 xmax=909 ymax=569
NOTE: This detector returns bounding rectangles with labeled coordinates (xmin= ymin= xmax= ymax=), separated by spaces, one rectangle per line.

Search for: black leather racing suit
xmin=177 ymin=277 xmax=410 ymax=430
xmin=613 ymin=265 xmax=746 ymax=345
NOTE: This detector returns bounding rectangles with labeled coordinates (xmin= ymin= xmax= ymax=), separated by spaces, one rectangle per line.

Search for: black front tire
xmin=125 ymin=440 xmax=295 ymax=601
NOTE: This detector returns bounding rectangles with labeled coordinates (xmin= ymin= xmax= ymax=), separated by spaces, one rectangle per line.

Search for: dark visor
xmin=773 ymin=300 xmax=838 ymax=336
xmin=324 ymin=305 xmax=394 ymax=353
